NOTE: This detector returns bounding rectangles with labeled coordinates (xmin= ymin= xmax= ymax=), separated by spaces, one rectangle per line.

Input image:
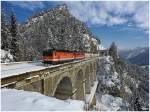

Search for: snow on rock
xmin=124 ymin=86 xmax=132 ymax=94
xmin=105 ymin=79 xmax=115 ymax=87
xmin=2 ymin=89 xmax=84 ymax=111
xmin=91 ymin=38 xmax=98 ymax=45
xmin=1 ymin=49 xmax=13 ymax=63
xmin=31 ymin=17 xmax=38 ymax=22
xmin=83 ymin=34 xmax=90 ymax=40
xmin=96 ymin=94 xmax=128 ymax=111
xmin=97 ymin=56 xmax=120 ymax=88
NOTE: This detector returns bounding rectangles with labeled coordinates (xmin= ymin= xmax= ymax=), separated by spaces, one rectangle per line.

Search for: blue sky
xmin=2 ymin=1 xmax=149 ymax=50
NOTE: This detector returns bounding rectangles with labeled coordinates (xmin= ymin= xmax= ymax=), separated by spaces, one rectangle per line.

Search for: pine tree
xmin=1 ymin=9 xmax=10 ymax=50
xmin=10 ymin=11 xmax=21 ymax=62
xmin=109 ymin=42 xmax=118 ymax=60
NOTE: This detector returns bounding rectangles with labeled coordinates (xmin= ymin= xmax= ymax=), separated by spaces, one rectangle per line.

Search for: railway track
xmin=1 ymin=57 xmax=99 ymax=79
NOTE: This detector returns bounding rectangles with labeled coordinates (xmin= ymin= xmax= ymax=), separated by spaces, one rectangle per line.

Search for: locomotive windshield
xmin=43 ymin=49 xmax=53 ymax=56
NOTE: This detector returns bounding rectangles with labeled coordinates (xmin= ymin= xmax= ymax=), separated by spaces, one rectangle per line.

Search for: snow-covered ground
xmin=1 ymin=89 xmax=84 ymax=111
xmin=1 ymin=62 xmax=47 ymax=78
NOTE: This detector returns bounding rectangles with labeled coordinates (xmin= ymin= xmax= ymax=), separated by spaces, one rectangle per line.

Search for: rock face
xmin=96 ymin=56 xmax=129 ymax=111
xmin=19 ymin=5 xmax=100 ymax=61
xmin=96 ymin=56 xmax=149 ymax=111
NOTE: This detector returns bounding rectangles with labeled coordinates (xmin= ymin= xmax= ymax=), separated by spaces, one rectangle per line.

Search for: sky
xmin=1 ymin=1 xmax=149 ymax=50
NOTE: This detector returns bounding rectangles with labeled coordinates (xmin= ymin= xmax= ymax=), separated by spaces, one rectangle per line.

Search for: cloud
xmin=8 ymin=1 xmax=149 ymax=33
xmin=66 ymin=1 xmax=149 ymax=33
xmin=133 ymin=3 xmax=149 ymax=31
xmin=8 ymin=1 xmax=45 ymax=11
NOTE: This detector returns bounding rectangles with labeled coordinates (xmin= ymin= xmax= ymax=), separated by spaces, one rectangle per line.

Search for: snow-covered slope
xmin=97 ymin=56 xmax=121 ymax=89
xmin=96 ymin=55 xmax=149 ymax=111
xmin=96 ymin=56 xmax=129 ymax=110
xmin=2 ymin=89 xmax=84 ymax=111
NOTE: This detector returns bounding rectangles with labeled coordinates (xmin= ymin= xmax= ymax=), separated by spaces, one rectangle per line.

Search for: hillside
xmin=96 ymin=56 xmax=149 ymax=111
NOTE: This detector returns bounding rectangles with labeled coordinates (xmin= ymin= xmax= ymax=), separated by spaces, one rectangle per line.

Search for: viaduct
xmin=1 ymin=55 xmax=99 ymax=108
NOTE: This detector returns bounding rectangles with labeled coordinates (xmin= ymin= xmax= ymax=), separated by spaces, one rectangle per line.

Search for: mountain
xmin=119 ymin=47 xmax=149 ymax=66
xmin=18 ymin=5 xmax=100 ymax=61
xmin=1 ymin=4 xmax=101 ymax=62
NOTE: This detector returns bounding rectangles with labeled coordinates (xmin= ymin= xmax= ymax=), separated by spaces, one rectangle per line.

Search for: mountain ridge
xmin=118 ymin=47 xmax=149 ymax=66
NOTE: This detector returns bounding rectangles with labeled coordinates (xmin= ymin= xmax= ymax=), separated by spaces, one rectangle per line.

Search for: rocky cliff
xmin=96 ymin=56 xmax=149 ymax=111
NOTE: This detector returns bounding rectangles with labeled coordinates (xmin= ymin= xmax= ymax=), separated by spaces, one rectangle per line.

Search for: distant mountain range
xmin=119 ymin=47 xmax=149 ymax=66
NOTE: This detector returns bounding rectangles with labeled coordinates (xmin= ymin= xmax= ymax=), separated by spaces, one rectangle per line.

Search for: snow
xmin=91 ymin=38 xmax=97 ymax=42
xmin=91 ymin=38 xmax=98 ymax=45
xmin=83 ymin=34 xmax=90 ymax=40
xmin=32 ymin=17 xmax=38 ymax=22
xmin=140 ymin=49 xmax=146 ymax=53
xmin=105 ymin=64 xmax=111 ymax=71
xmin=124 ymin=86 xmax=132 ymax=94
xmin=105 ymin=79 xmax=115 ymax=87
xmin=2 ymin=88 xmax=84 ymax=111
xmin=1 ymin=49 xmax=13 ymax=63
xmin=135 ymin=80 xmax=140 ymax=88
xmin=1 ymin=62 xmax=46 ymax=78
xmin=99 ymin=45 xmax=105 ymax=50
xmin=126 ymin=48 xmax=145 ymax=59
xmin=97 ymin=56 xmax=121 ymax=89
xmin=96 ymin=94 xmax=128 ymax=111
xmin=1 ymin=60 xmax=82 ymax=79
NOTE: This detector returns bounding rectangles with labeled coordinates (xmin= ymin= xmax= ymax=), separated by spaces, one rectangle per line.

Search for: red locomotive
xmin=42 ymin=49 xmax=85 ymax=64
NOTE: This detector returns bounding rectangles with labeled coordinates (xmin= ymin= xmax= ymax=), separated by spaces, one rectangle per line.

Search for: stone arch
xmin=75 ymin=69 xmax=84 ymax=100
xmin=85 ymin=66 xmax=91 ymax=94
xmin=54 ymin=76 xmax=73 ymax=100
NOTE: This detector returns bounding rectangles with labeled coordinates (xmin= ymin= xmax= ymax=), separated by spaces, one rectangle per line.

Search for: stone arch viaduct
xmin=2 ymin=57 xmax=98 ymax=101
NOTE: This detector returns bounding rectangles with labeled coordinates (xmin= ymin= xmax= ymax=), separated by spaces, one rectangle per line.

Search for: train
xmin=42 ymin=49 xmax=85 ymax=64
